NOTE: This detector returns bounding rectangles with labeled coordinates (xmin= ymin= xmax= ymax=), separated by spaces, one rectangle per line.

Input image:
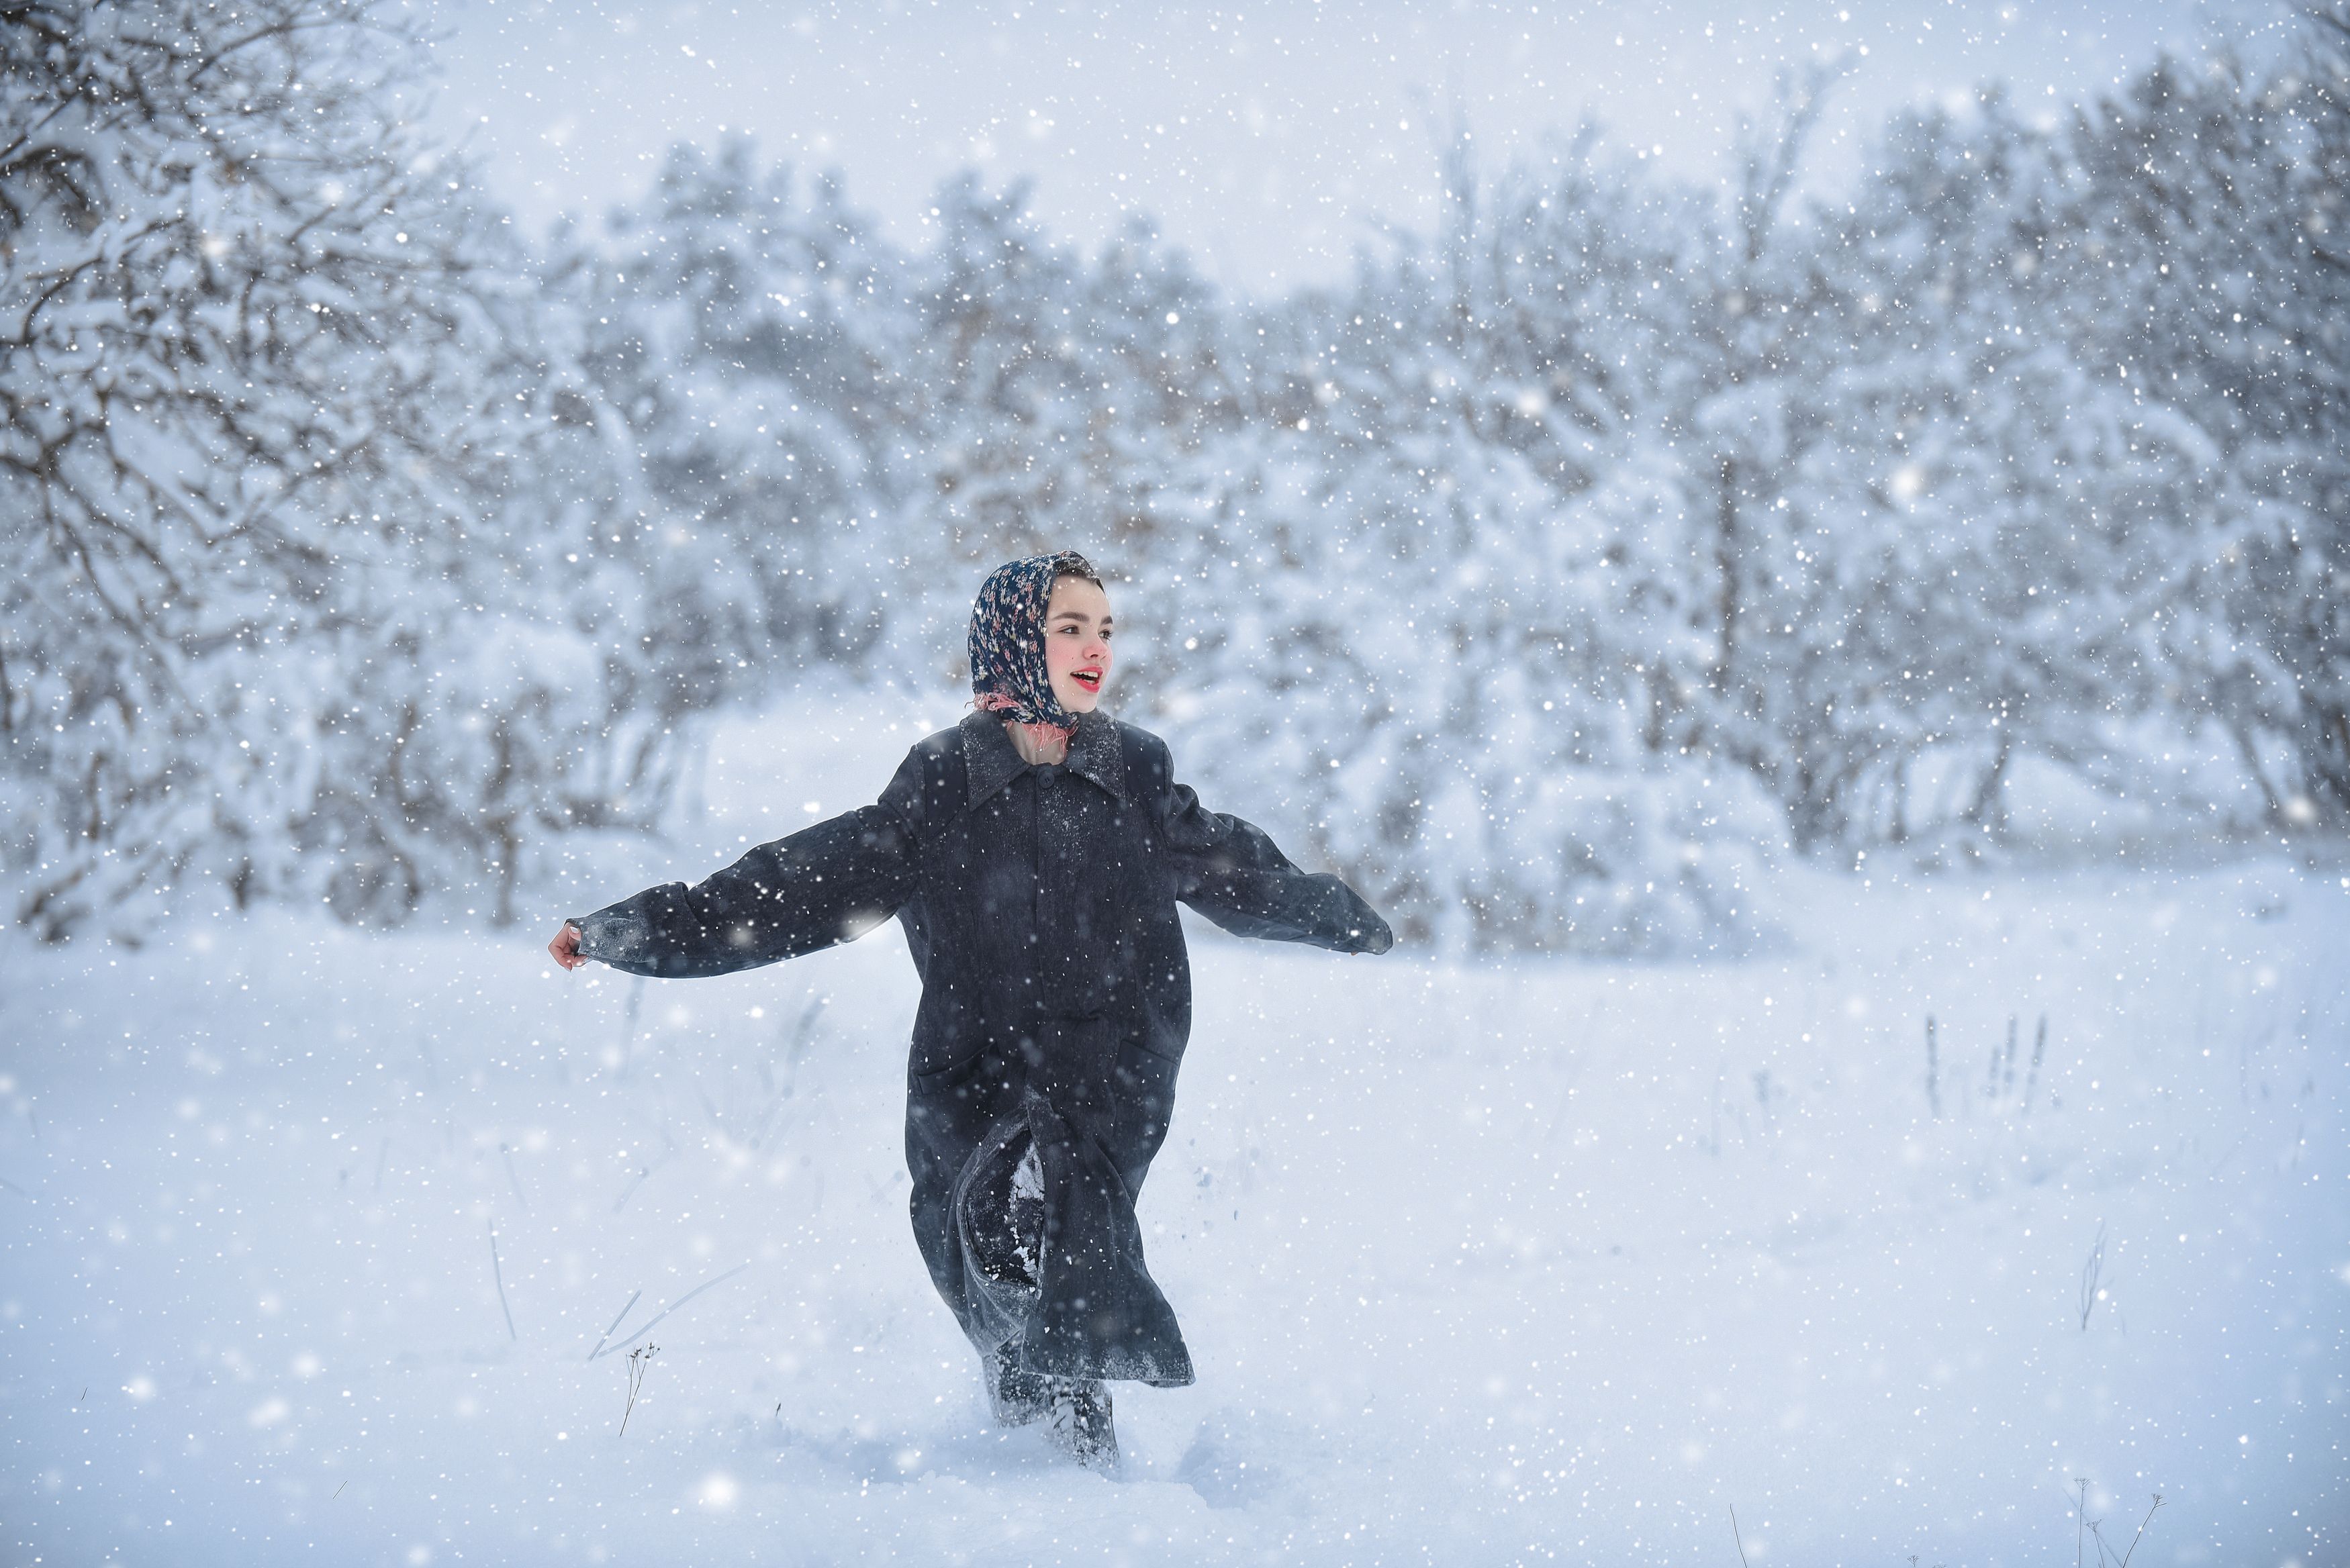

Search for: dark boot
xmin=1040 ymin=1376 xmax=1118 ymax=1471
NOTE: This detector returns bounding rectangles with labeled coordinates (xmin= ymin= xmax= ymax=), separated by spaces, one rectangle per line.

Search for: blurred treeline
xmin=4 ymin=0 xmax=2345 ymax=950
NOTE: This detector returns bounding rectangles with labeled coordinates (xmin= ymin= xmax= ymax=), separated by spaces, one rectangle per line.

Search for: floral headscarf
xmin=969 ymin=551 xmax=1098 ymax=735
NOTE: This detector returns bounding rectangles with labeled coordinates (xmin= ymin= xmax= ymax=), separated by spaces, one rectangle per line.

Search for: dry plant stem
xmin=588 ymin=1289 xmax=643 ymax=1363
xmin=1925 ymin=1014 xmax=1942 ymax=1118
xmin=2075 ymin=1477 xmax=2089 ymax=1568
xmin=589 ymin=1263 xmax=750 ymax=1362
xmin=2023 ymin=1015 xmax=2048 ymax=1114
xmin=2079 ymin=1221 xmax=2107 ymax=1330
xmin=1729 ymin=1504 xmax=1751 ymax=1568
xmin=619 ymin=1343 xmax=659 ymax=1436
xmin=611 ymin=1165 xmax=653 ymax=1214
xmin=2115 ymin=1495 xmax=2163 ymax=1567
xmin=488 ymin=1223 xmax=517 ymax=1341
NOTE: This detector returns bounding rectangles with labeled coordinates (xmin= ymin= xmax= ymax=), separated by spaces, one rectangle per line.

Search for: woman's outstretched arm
xmin=555 ymin=747 xmax=929 ymax=979
xmin=1147 ymin=737 xmax=1394 ymax=954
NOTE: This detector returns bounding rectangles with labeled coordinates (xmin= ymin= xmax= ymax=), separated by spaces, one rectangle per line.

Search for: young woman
xmin=548 ymin=551 xmax=1392 ymax=1469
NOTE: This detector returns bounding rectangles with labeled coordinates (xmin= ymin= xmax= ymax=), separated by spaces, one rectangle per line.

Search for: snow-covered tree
xmin=1742 ymin=93 xmax=2150 ymax=848
xmin=0 ymin=0 xmax=658 ymax=934
xmin=573 ymin=140 xmax=916 ymax=694
xmin=2051 ymin=26 xmax=2350 ymax=827
xmin=10 ymin=0 xmax=2342 ymax=948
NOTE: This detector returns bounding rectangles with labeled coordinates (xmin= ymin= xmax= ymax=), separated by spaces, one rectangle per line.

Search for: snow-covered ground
xmin=3 ymin=705 xmax=2344 ymax=1566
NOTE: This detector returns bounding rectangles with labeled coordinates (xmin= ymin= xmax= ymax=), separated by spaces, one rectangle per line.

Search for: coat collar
xmin=960 ymin=708 xmax=1127 ymax=809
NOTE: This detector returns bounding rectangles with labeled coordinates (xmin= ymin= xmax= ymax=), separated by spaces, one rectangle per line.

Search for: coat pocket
xmin=908 ymin=1038 xmax=993 ymax=1094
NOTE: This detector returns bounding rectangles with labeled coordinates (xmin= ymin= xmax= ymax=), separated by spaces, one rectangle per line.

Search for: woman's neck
xmin=1003 ymin=719 xmax=1072 ymax=767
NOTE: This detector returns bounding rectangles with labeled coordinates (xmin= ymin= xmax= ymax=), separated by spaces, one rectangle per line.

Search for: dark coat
xmin=570 ymin=709 xmax=1391 ymax=1385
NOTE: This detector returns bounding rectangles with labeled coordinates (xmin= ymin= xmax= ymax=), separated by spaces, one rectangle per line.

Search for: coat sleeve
xmin=1151 ymin=740 xmax=1394 ymax=954
xmin=567 ymin=745 xmax=928 ymax=979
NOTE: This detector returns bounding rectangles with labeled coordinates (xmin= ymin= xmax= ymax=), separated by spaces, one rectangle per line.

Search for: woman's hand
xmin=548 ymin=922 xmax=588 ymax=971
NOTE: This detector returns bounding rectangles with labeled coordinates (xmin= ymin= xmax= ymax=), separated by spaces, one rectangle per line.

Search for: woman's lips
xmin=1072 ymin=669 xmax=1102 ymax=689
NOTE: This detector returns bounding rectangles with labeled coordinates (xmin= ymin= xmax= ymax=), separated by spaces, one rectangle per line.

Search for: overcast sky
xmin=417 ymin=0 xmax=2291 ymax=293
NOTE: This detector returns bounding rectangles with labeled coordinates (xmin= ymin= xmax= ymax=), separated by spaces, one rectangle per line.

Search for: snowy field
xmin=3 ymin=707 xmax=2345 ymax=1567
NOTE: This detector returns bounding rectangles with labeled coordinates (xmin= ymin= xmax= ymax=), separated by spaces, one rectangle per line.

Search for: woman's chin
xmin=1054 ymin=686 xmax=1102 ymax=714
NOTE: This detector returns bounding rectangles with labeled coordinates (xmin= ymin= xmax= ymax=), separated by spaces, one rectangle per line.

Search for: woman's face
xmin=1043 ymin=575 xmax=1113 ymax=714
